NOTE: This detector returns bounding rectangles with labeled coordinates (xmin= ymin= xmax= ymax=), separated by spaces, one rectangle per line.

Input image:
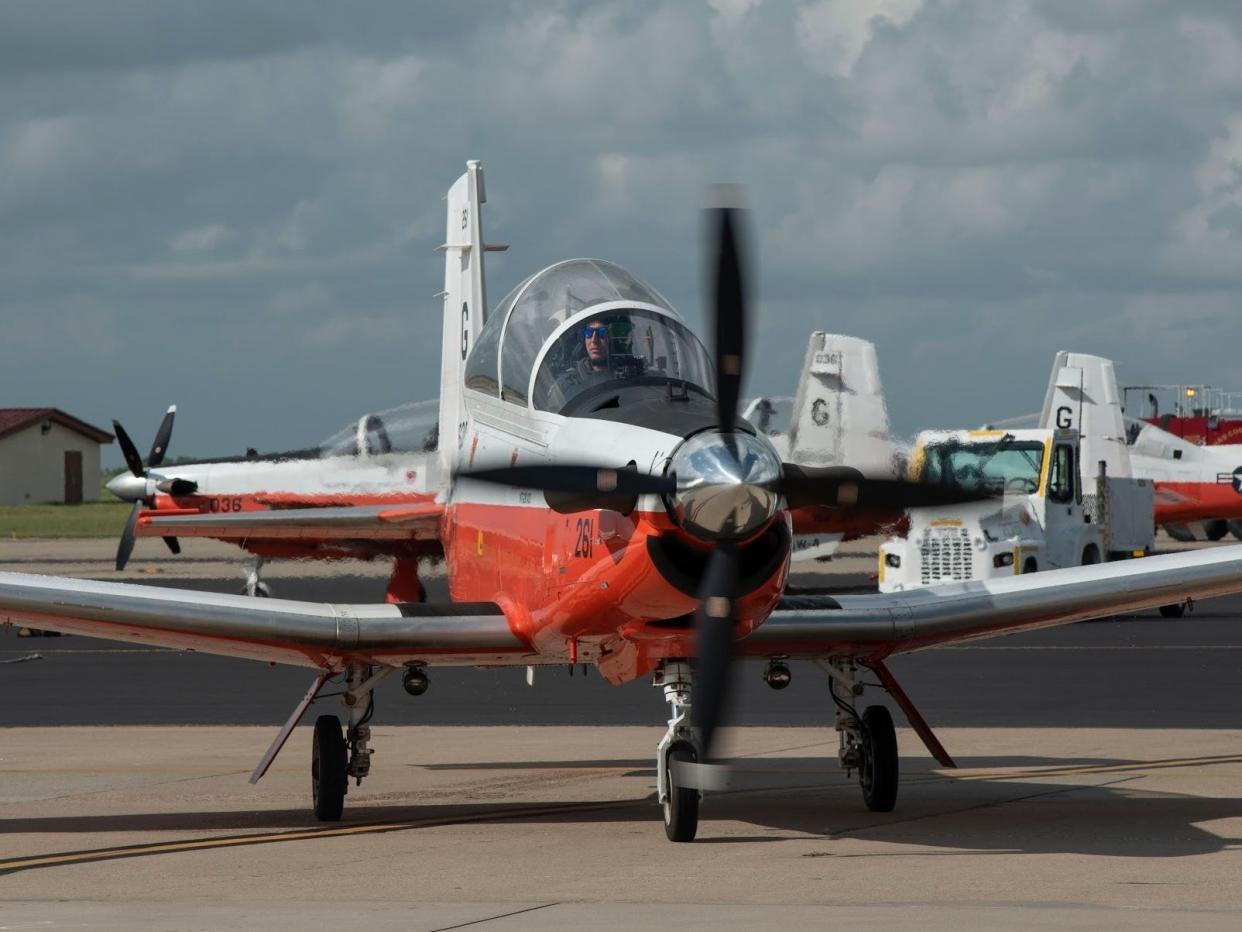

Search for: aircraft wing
xmin=136 ymin=502 xmax=443 ymax=541
xmin=0 ymin=572 xmax=531 ymax=669
xmin=745 ymin=545 xmax=1242 ymax=658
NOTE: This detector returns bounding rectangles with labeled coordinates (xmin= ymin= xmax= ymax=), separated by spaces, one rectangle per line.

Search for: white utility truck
xmin=877 ymin=426 xmax=1154 ymax=591
xmin=879 ymin=352 xmax=1157 ymax=592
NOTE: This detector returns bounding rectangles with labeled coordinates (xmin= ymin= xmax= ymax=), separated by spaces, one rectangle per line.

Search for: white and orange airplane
xmin=103 ymin=334 xmax=905 ymax=593
xmin=104 ymin=398 xmax=445 ymax=599
xmin=5 ymin=162 xmax=1242 ymax=844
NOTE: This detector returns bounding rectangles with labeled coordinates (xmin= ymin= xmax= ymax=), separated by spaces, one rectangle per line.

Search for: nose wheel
xmin=662 ymin=740 xmax=700 ymax=842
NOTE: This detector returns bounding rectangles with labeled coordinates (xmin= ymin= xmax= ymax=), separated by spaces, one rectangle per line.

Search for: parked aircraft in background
xmin=106 ymin=399 xmax=444 ymax=599
xmin=6 ymin=163 xmax=1242 ymax=845
xmin=1036 ymin=352 xmax=1242 ymax=543
xmin=746 ymin=333 xmax=904 ymax=560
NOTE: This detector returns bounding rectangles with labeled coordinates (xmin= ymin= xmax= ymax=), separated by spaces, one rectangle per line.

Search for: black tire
xmin=1081 ymin=544 xmax=1100 ymax=566
xmin=1205 ymin=520 xmax=1228 ymax=542
xmin=859 ymin=705 xmax=898 ymax=812
xmin=1165 ymin=523 xmax=1196 ymax=543
xmin=1159 ymin=603 xmax=1187 ymax=619
xmin=662 ymin=740 xmax=700 ymax=843
xmin=312 ymin=714 xmax=348 ymax=821
xmin=1022 ymin=558 xmax=1038 ymax=575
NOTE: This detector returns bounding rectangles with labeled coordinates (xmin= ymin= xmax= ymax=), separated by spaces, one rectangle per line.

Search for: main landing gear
xmin=310 ymin=664 xmax=391 ymax=821
xmin=820 ymin=658 xmax=899 ymax=811
xmin=654 ymin=661 xmax=701 ymax=842
xmin=243 ymin=556 xmax=271 ymax=598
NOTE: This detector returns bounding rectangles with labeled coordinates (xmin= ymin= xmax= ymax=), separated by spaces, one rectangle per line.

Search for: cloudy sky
xmin=3 ymin=0 xmax=1242 ymax=465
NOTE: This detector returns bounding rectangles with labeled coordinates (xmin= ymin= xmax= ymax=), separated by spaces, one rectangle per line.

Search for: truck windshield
xmin=921 ymin=437 xmax=1045 ymax=494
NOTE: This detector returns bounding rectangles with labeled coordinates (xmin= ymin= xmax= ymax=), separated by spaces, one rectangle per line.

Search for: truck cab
xmin=878 ymin=427 xmax=1132 ymax=592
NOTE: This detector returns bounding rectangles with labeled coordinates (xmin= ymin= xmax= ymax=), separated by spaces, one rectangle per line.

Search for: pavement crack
xmin=426 ymin=902 xmax=560 ymax=930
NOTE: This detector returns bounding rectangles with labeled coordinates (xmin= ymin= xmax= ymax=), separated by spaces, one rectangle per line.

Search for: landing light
xmin=763 ymin=660 xmax=792 ymax=690
xmin=993 ymin=552 xmax=1014 ymax=568
xmin=402 ymin=667 xmax=430 ymax=696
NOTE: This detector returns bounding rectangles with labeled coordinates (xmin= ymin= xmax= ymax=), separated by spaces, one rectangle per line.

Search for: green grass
xmin=0 ymin=500 xmax=133 ymax=538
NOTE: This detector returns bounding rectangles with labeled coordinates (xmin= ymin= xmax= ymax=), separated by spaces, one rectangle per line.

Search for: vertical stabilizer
xmin=437 ymin=161 xmax=497 ymax=478
xmin=1038 ymin=351 xmax=1132 ymax=478
xmin=787 ymin=333 xmax=896 ymax=474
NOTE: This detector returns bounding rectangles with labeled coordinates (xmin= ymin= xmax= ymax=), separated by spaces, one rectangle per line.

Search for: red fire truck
xmin=1123 ymin=385 xmax=1242 ymax=446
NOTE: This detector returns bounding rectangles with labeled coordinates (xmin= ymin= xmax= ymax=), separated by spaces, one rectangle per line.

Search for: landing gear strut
xmin=820 ymin=658 xmax=899 ymax=812
xmin=309 ymin=663 xmax=391 ymax=822
xmin=243 ymin=556 xmax=271 ymax=598
xmin=654 ymin=661 xmax=700 ymax=842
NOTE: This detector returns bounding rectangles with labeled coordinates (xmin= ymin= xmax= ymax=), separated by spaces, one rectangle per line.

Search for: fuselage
xmin=446 ymin=386 xmax=790 ymax=683
xmin=1129 ymin=423 xmax=1242 ymax=524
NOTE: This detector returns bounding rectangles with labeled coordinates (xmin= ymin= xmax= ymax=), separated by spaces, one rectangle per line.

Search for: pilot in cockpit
xmin=553 ymin=315 xmax=630 ymax=397
xmin=580 ymin=316 xmax=612 ymax=378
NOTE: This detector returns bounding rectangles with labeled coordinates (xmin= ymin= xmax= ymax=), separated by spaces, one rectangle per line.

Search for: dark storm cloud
xmin=2 ymin=1 xmax=1242 ymax=463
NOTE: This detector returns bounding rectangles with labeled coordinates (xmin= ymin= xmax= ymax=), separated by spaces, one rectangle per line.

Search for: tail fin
xmin=436 ymin=161 xmax=506 ymax=478
xmin=787 ymin=333 xmax=896 ymax=475
xmin=1038 ymin=351 xmax=1132 ymax=478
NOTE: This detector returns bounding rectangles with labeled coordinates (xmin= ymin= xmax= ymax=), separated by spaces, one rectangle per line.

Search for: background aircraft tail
xmin=787 ymin=333 xmax=897 ymax=475
xmin=1038 ymin=351 xmax=1132 ymax=479
xmin=436 ymin=161 xmax=505 ymax=480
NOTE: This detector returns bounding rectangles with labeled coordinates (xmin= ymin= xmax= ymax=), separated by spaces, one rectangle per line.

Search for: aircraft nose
xmin=106 ymin=472 xmax=146 ymax=502
xmin=668 ymin=430 xmax=783 ymax=541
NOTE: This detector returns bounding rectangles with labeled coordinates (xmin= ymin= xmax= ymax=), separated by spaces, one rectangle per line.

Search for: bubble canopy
xmin=464 ymin=259 xmax=714 ymax=413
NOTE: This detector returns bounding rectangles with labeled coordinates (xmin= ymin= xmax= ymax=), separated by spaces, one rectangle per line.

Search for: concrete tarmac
xmin=5 ymin=536 xmax=1242 ymax=928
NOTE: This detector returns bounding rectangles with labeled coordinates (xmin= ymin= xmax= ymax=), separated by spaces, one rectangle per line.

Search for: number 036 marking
xmin=207 ymin=497 xmax=244 ymax=513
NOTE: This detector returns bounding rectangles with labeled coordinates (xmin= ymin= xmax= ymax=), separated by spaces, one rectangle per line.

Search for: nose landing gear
xmin=654 ymin=661 xmax=701 ymax=842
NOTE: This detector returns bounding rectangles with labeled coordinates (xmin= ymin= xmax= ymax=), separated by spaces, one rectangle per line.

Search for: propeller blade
xmin=116 ymin=501 xmax=141 ymax=571
xmin=460 ymin=464 xmax=675 ymax=496
xmin=162 ymin=536 xmax=181 ymax=555
xmin=113 ymin=421 xmax=145 ymax=479
xmin=691 ymin=542 xmax=739 ymax=760
xmin=708 ymin=196 xmax=748 ymax=434
xmin=147 ymin=404 xmax=176 ymax=468
xmin=781 ymin=464 xmax=996 ymax=511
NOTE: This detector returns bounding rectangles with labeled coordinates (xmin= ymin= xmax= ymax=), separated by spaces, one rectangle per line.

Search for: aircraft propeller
xmin=107 ymin=406 xmax=197 ymax=570
xmin=458 ymin=199 xmax=990 ymax=760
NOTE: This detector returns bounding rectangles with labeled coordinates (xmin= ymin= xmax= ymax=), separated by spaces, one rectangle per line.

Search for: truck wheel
xmin=1165 ymin=524 xmax=1196 ymax=543
xmin=1205 ymin=520 xmax=1228 ymax=541
xmin=1081 ymin=544 xmax=1100 ymax=566
xmin=1022 ymin=558 xmax=1038 ymax=575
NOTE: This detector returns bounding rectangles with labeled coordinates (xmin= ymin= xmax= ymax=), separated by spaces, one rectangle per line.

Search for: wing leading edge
xmin=0 ymin=571 xmax=529 ymax=669
xmin=3 ymin=546 xmax=1241 ymax=673
xmin=744 ymin=545 xmax=1242 ymax=658
xmin=136 ymin=502 xmax=443 ymax=541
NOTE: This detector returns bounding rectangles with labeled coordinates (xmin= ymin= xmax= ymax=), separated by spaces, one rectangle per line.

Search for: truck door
xmin=1044 ymin=442 xmax=1077 ymax=567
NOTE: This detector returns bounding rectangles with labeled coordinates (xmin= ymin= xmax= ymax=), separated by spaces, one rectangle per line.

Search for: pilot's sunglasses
xmin=582 ymin=325 xmax=609 ymax=339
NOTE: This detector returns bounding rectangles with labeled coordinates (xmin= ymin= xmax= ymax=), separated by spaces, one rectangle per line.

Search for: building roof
xmin=0 ymin=408 xmax=114 ymax=444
